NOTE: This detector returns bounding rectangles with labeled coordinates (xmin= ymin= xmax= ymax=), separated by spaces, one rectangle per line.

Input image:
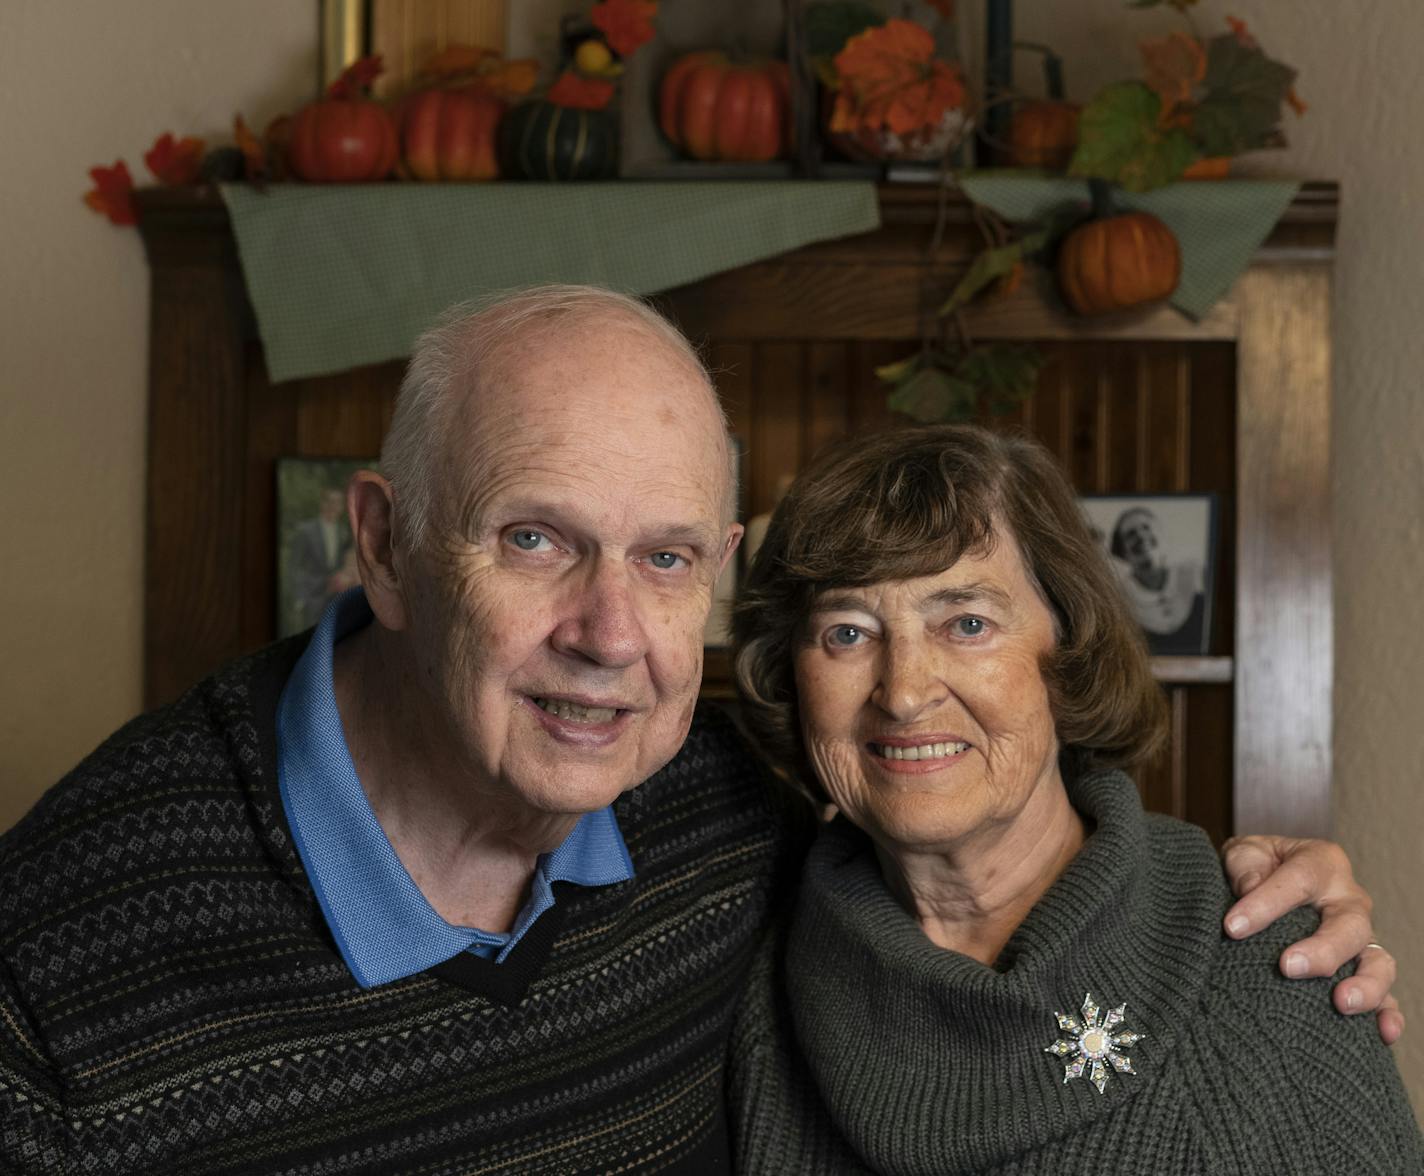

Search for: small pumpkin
xmin=287 ymin=58 xmax=398 ymax=182
xmin=1004 ymin=43 xmax=1077 ymax=170
xmin=1057 ymin=181 xmax=1181 ymax=316
xmin=1007 ymin=100 xmax=1080 ymax=169
xmin=658 ymin=52 xmax=791 ymax=162
xmin=399 ymin=88 xmax=504 ymax=181
xmin=498 ymin=100 xmax=618 ymax=181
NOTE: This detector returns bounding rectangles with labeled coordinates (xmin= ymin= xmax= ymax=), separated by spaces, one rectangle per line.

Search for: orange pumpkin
xmin=658 ymin=52 xmax=791 ymax=162
xmin=288 ymin=98 xmax=398 ymax=182
xmin=400 ymin=88 xmax=504 ymax=181
xmin=1007 ymin=99 xmax=1080 ymax=169
xmin=1058 ymin=207 xmax=1181 ymax=316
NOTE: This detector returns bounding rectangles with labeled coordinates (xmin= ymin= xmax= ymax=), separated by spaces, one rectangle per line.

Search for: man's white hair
xmin=379 ymin=285 xmax=736 ymax=551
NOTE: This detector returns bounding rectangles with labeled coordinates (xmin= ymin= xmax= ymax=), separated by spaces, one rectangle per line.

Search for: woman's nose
xmin=872 ymin=638 xmax=948 ymax=723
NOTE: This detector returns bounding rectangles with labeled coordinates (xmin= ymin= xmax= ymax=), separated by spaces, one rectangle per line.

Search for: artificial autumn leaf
xmin=421 ymin=44 xmax=499 ymax=78
xmin=547 ymin=70 xmax=616 ymax=111
xmin=888 ymin=364 xmax=976 ymax=423
xmin=940 ymin=241 xmax=1027 ymax=316
xmin=1225 ymin=16 xmax=1257 ymax=49
xmin=1286 ymin=86 xmax=1308 ymax=116
xmin=233 ymin=115 xmax=266 ymax=182
xmin=1192 ymin=32 xmax=1295 ymax=155
xmin=590 ymin=0 xmax=658 ymax=58
xmin=474 ymin=58 xmax=540 ymax=99
xmin=804 ymin=0 xmax=883 ymax=83
xmin=831 ymin=18 xmax=966 ymax=136
xmin=144 ymin=132 xmax=206 ymax=185
xmin=1069 ymin=81 xmax=1197 ymax=191
xmin=327 ymin=54 xmax=384 ymax=99
xmin=953 ymin=344 xmax=1044 ymax=416
xmin=874 ymin=355 xmax=919 ymax=384
xmin=1140 ymin=31 xmax=1206 ymax=126
xmin=83 ymin=160 xmax=136 ymax=226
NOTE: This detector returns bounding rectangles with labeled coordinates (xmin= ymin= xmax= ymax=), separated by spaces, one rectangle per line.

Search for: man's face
xmin=397 ymin=318 xmax=738 ymax=818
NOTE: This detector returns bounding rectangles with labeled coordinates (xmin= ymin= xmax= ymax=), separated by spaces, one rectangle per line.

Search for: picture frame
xmin=275 ymin=457 xmax=378 ymax=638
xmin=1078 ymin=493 xmax=1219 ymax=656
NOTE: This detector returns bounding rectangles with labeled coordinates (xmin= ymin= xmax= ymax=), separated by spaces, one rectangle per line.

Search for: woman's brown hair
xmin=731 ymin=424 xmax=1168 ymax=802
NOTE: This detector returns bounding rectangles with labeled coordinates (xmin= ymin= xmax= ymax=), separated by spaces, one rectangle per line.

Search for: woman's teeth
xmin=873 ymin=741 xmax=969 ymax=761
xmin=535 ymin=698 xmax=618 ymax=724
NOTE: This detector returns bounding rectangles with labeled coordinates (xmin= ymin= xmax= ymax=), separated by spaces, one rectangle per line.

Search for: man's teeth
xmin=534 ymin=698 xmax=618 ymax=724
xmin=873 ymin=741 xmax=969 ymax=761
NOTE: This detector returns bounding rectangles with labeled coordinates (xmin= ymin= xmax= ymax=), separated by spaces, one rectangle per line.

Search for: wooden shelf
xmin=1151 ymin=656 xmax=1233 ymax=685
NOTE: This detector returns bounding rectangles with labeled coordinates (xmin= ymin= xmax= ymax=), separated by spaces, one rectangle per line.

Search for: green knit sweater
xmin=729 ymin=771 xmax=1424 ymax=1174
xmin=0 ymin=638 xmax=793 ymax=1175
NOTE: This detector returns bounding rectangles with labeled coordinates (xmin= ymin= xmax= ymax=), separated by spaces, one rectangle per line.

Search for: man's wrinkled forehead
xmin=436 ymin=315 xmax=730 ymax=528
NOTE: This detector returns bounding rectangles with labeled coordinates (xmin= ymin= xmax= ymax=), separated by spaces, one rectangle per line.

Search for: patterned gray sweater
xmin=729 ymin=771 xmax=1424 ymax=1174
xmin=0 ymin=638 xmax=793 ymax=1174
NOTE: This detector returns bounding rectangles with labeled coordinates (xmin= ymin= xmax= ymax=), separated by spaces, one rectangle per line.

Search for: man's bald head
xmin=380 ymin=286 xmax=736 ymax=552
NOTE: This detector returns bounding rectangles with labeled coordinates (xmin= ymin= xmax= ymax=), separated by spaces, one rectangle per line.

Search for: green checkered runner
xmin=956 ymin=173 xmax=1302 ymax=319
xmin=221 ymin=181 xmax=881 ymax=383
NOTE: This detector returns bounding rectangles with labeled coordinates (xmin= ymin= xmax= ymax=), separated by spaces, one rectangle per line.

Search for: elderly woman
xmin=729 ymin=425 xmax=1422 ymax=1174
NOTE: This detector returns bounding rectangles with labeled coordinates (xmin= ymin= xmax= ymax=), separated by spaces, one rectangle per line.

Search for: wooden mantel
xmin=135 ymin=182 xmax=1337 ymax=840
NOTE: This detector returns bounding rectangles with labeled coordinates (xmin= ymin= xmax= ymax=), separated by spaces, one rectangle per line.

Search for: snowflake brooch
xmin=1042 ymin=992 xmax=1144 ymax=1094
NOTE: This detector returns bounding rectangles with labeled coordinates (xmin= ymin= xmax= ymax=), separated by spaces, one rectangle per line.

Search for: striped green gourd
xmin=499 ymin=100 xmax=618 ymax=181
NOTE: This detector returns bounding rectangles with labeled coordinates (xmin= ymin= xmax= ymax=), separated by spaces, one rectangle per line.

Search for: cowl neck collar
xmin=785 ymin=771 xmax=1228 ymax=1174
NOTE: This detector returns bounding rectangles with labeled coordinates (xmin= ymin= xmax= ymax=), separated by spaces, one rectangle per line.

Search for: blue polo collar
xmin=275 ymin=588 xmax=634 ymax=989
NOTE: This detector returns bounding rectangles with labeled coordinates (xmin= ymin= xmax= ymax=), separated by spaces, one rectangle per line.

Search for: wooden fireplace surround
xmin=135 ymin=182 xmax=1336 ymax=841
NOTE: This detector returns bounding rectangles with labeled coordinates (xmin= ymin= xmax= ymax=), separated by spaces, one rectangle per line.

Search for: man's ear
xmin=718 ymin=523 xmax=745 ymax=575
xmin=348 ymin=471 xmax=409 ymax=632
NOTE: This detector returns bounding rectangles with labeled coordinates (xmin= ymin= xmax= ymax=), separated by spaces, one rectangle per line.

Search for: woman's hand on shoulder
xmin=1220 ymin=835 xmax=1402 ymax=1045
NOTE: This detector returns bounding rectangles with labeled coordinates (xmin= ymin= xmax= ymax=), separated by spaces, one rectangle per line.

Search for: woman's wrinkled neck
xmin=872 ymin=770 xmax=1087 ymax=967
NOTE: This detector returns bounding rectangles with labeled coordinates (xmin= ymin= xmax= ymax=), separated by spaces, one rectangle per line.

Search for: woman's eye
xmin=952 ymin=616 xmax=987 ymax=638
xmin=648 ymin=551 xmax=686 ymax=571
xmin=508 ymin=529 xmax=551 ymax=552
xmin=827 ymin=624 xmax=864 ymax=648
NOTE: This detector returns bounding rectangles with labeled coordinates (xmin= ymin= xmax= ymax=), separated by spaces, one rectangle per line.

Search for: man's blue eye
xmin=829 ymin=625 xmax=862 ymax=646
xmin=649 ymin=551 xmax=682 ymax=570
xmin=510 ymin=530 xmax=545 ymax=551
xmin=955 ymin=617 xmax=985 ymax=637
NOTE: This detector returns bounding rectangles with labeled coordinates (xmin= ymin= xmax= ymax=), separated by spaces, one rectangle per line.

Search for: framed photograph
xmin=276 ymin=457 xmax=378 ymax=638
xmin=1078 ymin=493 xmax=1219 ymax=656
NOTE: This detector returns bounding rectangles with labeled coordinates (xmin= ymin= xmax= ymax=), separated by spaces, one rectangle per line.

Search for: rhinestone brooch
xmin=1042 ymin=992 xmax=1145 ymax=1095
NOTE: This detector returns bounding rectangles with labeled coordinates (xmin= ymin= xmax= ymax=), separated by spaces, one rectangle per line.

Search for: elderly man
xmin=0 ymin=287 xmax=1400 ymax=1175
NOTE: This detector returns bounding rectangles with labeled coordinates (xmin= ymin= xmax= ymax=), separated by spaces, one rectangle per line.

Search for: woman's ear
xmin=347 ymin=471 xmax=410 ymax=632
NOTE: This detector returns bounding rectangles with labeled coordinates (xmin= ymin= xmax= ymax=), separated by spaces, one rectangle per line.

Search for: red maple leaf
xmin=83 ymin=160 xmax=136 ymax=226
xmin=590 ymin=0 xmax=658 ymax=58
xmin=234 ymin=115 xmax=267 ymax=180
xmin=327 ymin=54 xmax=385 ymax=99
xmin=548 ymin=70 xmax=616 ymax=111
xmin=144 ymin=132 xmax=206 ymax=185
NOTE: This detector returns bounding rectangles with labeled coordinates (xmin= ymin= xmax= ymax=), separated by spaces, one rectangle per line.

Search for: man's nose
xmin=872 ymin=637 xmax=948 ymax=723
xmin=550 ymin=558 xmax=650 ymax=669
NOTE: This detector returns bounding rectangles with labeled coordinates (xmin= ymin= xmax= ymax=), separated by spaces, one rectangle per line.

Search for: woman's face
xmin=794 ymin=529 xmax=1062 ymax=853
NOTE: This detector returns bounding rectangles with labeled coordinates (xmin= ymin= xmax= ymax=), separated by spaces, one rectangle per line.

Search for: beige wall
xmin=1 ymin=0 xmax=1419 ymax=1114
xmin=0 ymin=0 xmax=314 ymax=819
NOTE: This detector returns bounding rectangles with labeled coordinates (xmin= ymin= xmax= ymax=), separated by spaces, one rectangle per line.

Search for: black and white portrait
xmin=1079 ymin=494 xmax=1218 ymax=656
